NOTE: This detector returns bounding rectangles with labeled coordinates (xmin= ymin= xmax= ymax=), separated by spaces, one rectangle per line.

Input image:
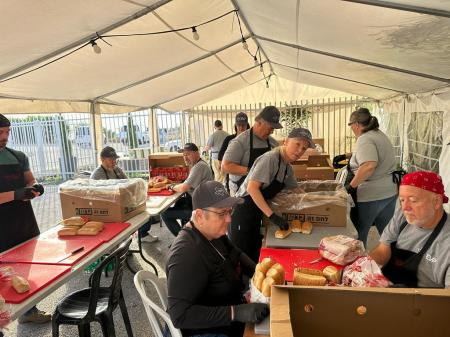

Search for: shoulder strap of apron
xmin=415 ymin=212 xmax=447 ymax=259
xmin=101 ymin=165 xmax=109 ymax=179
xmin=275 ymin=150 xmax=288 ymax=183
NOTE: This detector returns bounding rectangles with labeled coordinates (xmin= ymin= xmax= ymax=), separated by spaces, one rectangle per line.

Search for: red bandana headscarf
xmin=400 ymin=171 xmax=448 ymax=203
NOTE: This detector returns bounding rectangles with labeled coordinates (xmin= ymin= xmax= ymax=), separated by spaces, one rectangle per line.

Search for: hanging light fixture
xmin=192 ymin=26 xmax=200 ymax=41
xmin=253 ymin=55 xmax=258 ymax=66
xmin=266 ymin=80 xmax=269 ymax=89
xmin=260 ymin=63 xmax=264 ymax=72
xmin=90 ymin=40 xmax=101 ymax=54
xmin=242 ymin=37 xmax=248 ymax=50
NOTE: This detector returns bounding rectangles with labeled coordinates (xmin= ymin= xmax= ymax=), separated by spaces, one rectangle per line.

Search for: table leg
xmin=126 ymin=234 xmax=158 ymax=276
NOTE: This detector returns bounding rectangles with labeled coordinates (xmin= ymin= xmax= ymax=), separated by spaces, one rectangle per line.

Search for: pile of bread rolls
xmin=252 ymin=257 xmax=285 ymax=297
xmin=58 ymin=217 xmax=104 ymax=236
xmin=274 ymin=219 xmax=313 ymax=239
xmin=0 ymin=266 xmax=30 ymax=294
xmin=148 ymin=176 xmax=171 ymax=193
xmin=293 ymin=266 xmax=341 ymax=286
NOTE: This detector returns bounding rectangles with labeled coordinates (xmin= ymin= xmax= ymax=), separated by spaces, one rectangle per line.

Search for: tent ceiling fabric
xmin=0 ymin=0 xmax=449 ymax=113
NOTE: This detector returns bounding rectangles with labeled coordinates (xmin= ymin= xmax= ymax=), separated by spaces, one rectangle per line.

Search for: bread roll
xmin=252 ymin=270 xmax=265 ymax=291
xmin=301 ymin=221 xmax=313 ymax=234
xmin=291 ymin=219 xmax=302 ymax=233
xmin=261 ymin=277 xmax=276 ymax=297
xmin=62 ymin=216 xmax=86 ymax=226
xmin=256 ymin=257 xmax=275 ymax=275
xmin=293 ymin=270 xmax=327 ymax=286
xmin=153 ymin=181 xmax=167 ymax=188
xmin=58 ymin=227 xmax=78 ymax=236
xmin=266 ymin=263 xmax=285 ymax=285
xmin=77 ymin=227 xmax=100 ymax=236
xmin=148 ymin=187 xmax=162 ymax=193
xmin=11 ymin=275 xmax=30 ymax=293
xmin=83 ymin=221 xmax=104 ymax=231
xmin=295 ymin=267 xmax=323 ymax=276
xmin=323 ymin=266 xmax=342 ymax=284
xmin=275 ymin=227 xmax=292 ymax=239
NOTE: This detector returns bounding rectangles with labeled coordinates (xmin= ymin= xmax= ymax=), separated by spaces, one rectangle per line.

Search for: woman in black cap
xmin=218 ymin=112 xmax=251 ymax=193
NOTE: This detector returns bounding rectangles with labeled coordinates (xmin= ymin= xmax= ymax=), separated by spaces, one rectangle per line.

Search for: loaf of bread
xmin=266 ymin=263 xmax=285 ymax=285
xmin=83 ymin=221 xmax=104 ymax=231
xmin=148 ymin=187 xmax=162 ymax=193
xmin=295 ymin=267 xmax=324 ymax=276
xmin=261 ymin=277 xmax=276 ymax=297
xmin=252 ymin=270 xmax=265 ymax=291
xmin=323 ymin=266 xmax=341 ymax=284
xmin=77 ymin=227 xmax=100 ymax=236
xmin=291 ymin=219 xmax=302 ymax=233
xmin=275 ymin=227 xmax=292 ymax=239
xmin=293 ymin=269 xmax=327 ymax=286
xmin=58 ymin=227 xmax=78 ymax=236
xmin=11 ymin=275 xmax=30 ymax=293
xmin=62 ymin=216 xmax=87 ymax=226
xmin=301 ymin=221 xmax=313 ymax=235
xmin=255 ymin=257 xmax=275 ymax=275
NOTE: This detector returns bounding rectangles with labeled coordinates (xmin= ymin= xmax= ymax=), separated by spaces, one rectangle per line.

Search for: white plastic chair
xmin=133 ymin=270 xmax=182 ymax=337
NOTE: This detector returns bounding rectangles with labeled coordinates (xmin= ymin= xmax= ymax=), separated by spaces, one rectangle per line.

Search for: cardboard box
xmin=292 ymin=155 xmax=334 ymax=181
xmin=271 ymin=285 xmax=450 ymax=337
xmin=270 ymin=181 xmax=347 ymax=227
xmin=148 ymin=152 xmax=186 ymax=168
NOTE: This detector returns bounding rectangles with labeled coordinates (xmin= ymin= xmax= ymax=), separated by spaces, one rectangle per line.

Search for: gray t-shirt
xmin=90 ymin=165 xmax=127 ymax=180
xmin=380 ymin=208 xmax=450 ymax=288
xmin=236 ymin=147 xmax=297 ymax=197
xmin=0 ymin=147 xmax=30 ymax=170
xmin=222 ymin=129 xmax=278 ymax=193
xmin=184 ymin=160 xmax=213 ymax=196
xmin=350 ymin=130 xmax=397 ymax=202
xmin=207 ymin=130 xmax=229 ymax=159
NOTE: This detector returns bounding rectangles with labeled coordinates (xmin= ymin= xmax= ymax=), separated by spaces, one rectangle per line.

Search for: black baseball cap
xmin=235 ymin=112 xmax=248 ymax=125
xmin=100 ymin=146 xmax=119 ymax=159
xmin=288 ymin=127 xmax=315 ymax=148
xmin=256 ymin=106 xmax=283 ymax=129
xmin=193 ymin=181 xmax=243 ymax=210
xmin=0 ymin=114 xmax=11 ymax=127
xmin=179 ymin=142 xmax=199 ymax=152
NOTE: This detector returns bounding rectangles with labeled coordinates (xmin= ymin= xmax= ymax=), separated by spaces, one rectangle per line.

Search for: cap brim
xmin=308 ymin=140 xmax=315 ymax=148
xmin=211 ymin=196 xmax=244 ymax=209
xmin=270 ymin=122 xmax=283 ymax=129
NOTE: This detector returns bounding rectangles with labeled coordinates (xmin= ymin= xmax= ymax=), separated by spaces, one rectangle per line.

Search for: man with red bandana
xmin=370 ymin=171 xmax=450 ymax=288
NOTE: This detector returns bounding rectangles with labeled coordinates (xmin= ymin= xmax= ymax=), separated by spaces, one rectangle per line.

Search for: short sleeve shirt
xmin=236 ymin=147 xmax=297 ymax=197
xmin=380 ymin=208 xmax=450 ymax=288
xmin=207 ymin=130 xmax=229 ymax=159
xmin=90 ymin=165 xmax=127 ymax=180
xmin=0 ymin=147 xmax=30 ymax=171
xmin=184 ymin=160 xmax=213 ymax=196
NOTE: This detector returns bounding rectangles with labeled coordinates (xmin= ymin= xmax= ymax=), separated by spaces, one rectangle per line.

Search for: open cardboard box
xmin=271 ymin=285 xmax=450 ymax=337
xmin=292 ymin=154 xmax=334 ymax=181
xmin=148 ymin=152 xmax=186 ymax=168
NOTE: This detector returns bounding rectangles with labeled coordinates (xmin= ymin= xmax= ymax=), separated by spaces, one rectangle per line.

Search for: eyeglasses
xmin=202 ymin=208 xmax=234 ymax=217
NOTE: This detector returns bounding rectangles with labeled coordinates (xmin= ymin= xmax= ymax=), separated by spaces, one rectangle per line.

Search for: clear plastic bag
xmin=319 ymin=235 xmax=365 ymax=265
xmin=342 ymin=256 xmax=391 ymax=287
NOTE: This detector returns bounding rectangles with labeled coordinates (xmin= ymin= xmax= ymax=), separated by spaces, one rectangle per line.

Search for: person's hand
xmin=14 ymin=187 xmax=37 ymax=200
xmin=233 ymin=303 xmax=269 ymax=323
xmin=32 ymin=183 xmax=44 ymax=196
xmin=269 ymin=213 xmax=289 ymax=230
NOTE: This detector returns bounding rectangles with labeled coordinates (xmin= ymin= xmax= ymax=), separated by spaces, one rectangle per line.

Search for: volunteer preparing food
xmin=230 ymin=128 xmax=314 ymax=262
xmin=347 ymin=107 xmax=397 ymax=247
xmin=221 ymin=106 xmax=281 ymax=196
xmin=166 ymin=181 xmax=269 ymax=337
xmin=370 ymin=171 xmax=450 ymax=288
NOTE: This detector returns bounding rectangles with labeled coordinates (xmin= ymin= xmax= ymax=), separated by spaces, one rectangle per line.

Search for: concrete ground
xmin=3 ymin=184 xmax=380 ymax=336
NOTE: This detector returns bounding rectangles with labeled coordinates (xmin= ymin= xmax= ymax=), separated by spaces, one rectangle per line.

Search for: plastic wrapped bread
xmin=342 ymin=256 xmax=391 ymax=287
xmin=319 ymin=235 xmax=365 ymax=265
xmin=11 ymin=275 xmax=30 ymax=293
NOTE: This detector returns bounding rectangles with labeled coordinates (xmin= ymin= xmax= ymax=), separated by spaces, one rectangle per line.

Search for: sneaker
xmin=141 ymin=234 xmax=158 ymax=243
xmin=18 ymin=309 xmax=51 ymax=324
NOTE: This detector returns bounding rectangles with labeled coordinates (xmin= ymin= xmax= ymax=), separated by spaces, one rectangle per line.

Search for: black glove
xmin=345 ymin=183 xmax=357 ymax=195
xmin=333 ymin=154 xmax=347 ymax=167
xmin=14 ymin=187 xmax=36 ymax=200
xmin=269 ymin=213 xmax=289 ymax=230
xmin=32 ymin=183 xmax=44 ymax=196
xmin=233 ymin=303 xmax=269 ymax=323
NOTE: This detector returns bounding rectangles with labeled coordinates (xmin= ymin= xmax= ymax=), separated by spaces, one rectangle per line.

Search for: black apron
xmin=101 ymin=165 xmax=120 ymax=179
xmin=0 ymin=148 xmax=40 ymax=253
xmin=233 ymin=128 xmax=272 ymax=190
xmin=382 ymin=213 xmax=447 ymax=288
xmin=230 ymin=151 xmax=288 ymax=263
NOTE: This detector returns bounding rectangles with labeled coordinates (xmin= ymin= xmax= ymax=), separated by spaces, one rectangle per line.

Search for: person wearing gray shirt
xmin=347 ymin=108 xmax=397 ymax=247
xmin=229 ymin=128 xmax=314 ymax=262
xmin=90 ymin=146 xmax=127 ymax=180
xmin=162 ymin=143 xmax=213 ymax=236
xmin=222 ymin=106 xmax=282 ymax=196
xmin=370 ymin=171 xmax=450 ymax=288
xmin=205 ymin=120 xmax=229 ymax=183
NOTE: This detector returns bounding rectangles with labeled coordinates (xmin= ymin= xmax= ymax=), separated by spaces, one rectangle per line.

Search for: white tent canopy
xmin=0 ymin=0 xmax=449 ymax=113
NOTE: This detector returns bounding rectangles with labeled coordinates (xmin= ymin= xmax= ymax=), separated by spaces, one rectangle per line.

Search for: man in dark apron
xmin=0 ymin=114 xmax=51 ymax=324
xmin=229 ymin=128 xmax=315 ymax=262
xmin=221 ymin=106 xmax=282 ymax=196
xmin=166 ymin=181 xmax=269 ymax=337
xmin=370 ymin=171 xmax=450 ymax=288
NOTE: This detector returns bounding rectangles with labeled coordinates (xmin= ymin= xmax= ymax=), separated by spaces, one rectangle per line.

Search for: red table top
xmin=259 ymin=247 xmax=343 ymax=282
xmin=148 ymin=189 xmax=174 ymax=196
xmin=0 ymin=263 xmax=71 ymax=303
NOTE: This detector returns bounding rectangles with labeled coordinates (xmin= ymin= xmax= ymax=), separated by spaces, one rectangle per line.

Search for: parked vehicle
xmin=119 ymin=125 xmax=149 ymax=146
xmin=163 ymin=139 xmax=182 ymax=152
xmin=74 ymin=125 xmax=91 ymax=148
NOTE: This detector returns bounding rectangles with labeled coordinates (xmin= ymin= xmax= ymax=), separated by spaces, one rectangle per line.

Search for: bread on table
xmin=290 ymin=219 xmax=302 ymax=233
xmin=266 ymin=263 xmax=285 ymax=285
xmin=295 ymin=267 xmax=324 ymax=276
xmin=11 ymin=275 xmax=30 ymax=293
xmin=83 ymin=221 xmax=104 ymax=231
xmin=256 ymin=257 xmax=275 ymax=275
xmin=261 ymin=277 xmax=276 ymax=297
xmin=58 ymin=227 xmax=78 ymax=237
xmin=275 ymin=227 xmax=292 ymax=239
xmin=252 ymin=270 xmax=265 ymax=291
xmin=148 ymin=187 xmax=162 ymax=193
xmin=301 ymin=221 xmax=313 ymax=235
xmin=323 ymin=266 xmax=342 ymax=284
xmin=293 ymin=268 xmax=327 ymax=286
xmin=62 ymin=216 xmax=87 ymax=226
xmin=77 ymin=227 xmax=100 ymax=236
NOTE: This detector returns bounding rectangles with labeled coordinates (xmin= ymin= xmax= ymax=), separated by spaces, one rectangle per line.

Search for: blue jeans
xmin=163 ymin=326 xmax=227 ymax=337
xmin=356 ymin=195 xmax=397 ymax=247
xmin=161 ymin=199 xmax=192 ymax=236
